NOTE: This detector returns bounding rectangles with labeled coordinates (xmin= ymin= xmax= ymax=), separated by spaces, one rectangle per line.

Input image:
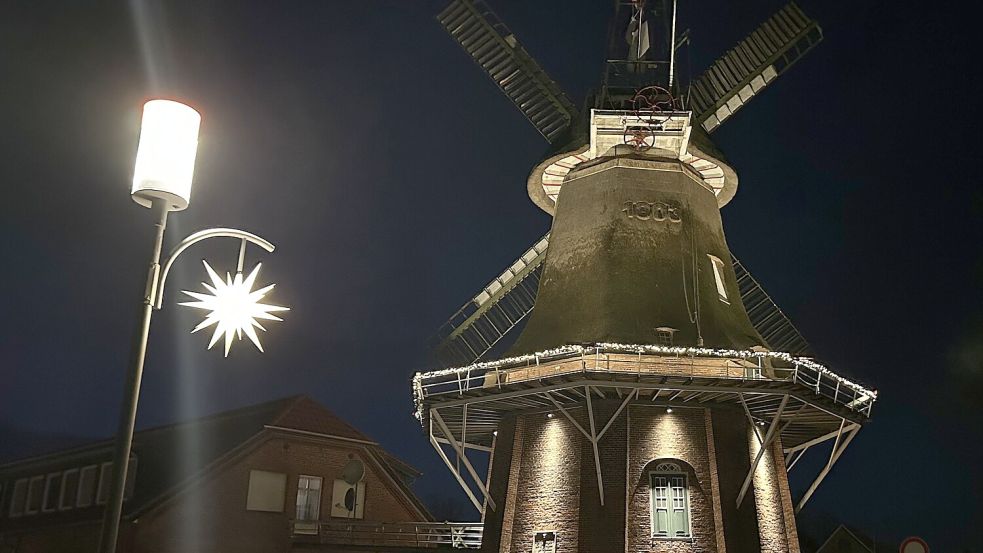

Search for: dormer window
xmin=654 ymin=327 xmax=678 ymax=346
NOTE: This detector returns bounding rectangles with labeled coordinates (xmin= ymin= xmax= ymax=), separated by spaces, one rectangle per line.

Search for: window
xmin=8 ymin=479 xmax=28 ymax=518
xmin=25 ymin=476 xmax=44 ymax=515
xmin=96 ymin=463 xmax=113 ymax=505
xmin=246 ymin=470 xmax=286 ymax=512
xmin=42 ymin=473 xmax=62 ymax=513
xmin=77 ymin=465 xmax=98 ymax=507
xmin=654 ymin=327 xmax=677 ymax=346
xmin=707 ymin=254 xmax=729 ymax=303
xmin=650 ymin=462 xmax=690 ymax=539
xmin=295 ymin=475 xmax=322 ymax=521
xmin=60 ymin=469 xmax=79 ymax=511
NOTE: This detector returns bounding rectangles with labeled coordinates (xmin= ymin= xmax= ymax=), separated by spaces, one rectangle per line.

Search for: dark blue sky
xmin=1 ymin=1 xmax=980 ymax=550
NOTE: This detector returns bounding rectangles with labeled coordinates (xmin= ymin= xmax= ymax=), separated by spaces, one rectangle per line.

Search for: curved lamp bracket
xmin=155 ymin=227 xmax=276 ymax=309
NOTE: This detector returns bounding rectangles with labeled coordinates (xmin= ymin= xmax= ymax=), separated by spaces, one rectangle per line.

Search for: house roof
xmin=0 ymin=395 xmax=427 ymax=528
xmin=813 ymin=524 xmax=898 ymax=553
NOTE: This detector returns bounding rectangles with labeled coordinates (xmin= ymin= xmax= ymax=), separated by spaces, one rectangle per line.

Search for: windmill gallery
xmin=414 ymin=1 xmax=877 ymax=553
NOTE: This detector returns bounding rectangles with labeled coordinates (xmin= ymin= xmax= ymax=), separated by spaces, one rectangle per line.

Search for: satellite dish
xmin=341 ymin=459 xmax=365 ymax=485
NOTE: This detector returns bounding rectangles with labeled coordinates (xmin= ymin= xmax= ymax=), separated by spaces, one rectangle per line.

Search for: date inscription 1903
xmin=622 ymin=201 xmax=682 ymax=223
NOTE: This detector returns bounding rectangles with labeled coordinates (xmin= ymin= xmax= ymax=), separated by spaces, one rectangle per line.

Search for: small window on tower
xmin=654 ymin=327 xmax=677 ymax=346
xmin=707 ymin=255 xmax=730 ymax=304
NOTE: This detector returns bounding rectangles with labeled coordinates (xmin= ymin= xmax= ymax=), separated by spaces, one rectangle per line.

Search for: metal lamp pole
xmin=97 ymin=100 xmax=282 ymax=553
xmin=97 ymin=199 xmax=169 ymax=553
xmin=97 ymin=98 xmax=198 ymax=553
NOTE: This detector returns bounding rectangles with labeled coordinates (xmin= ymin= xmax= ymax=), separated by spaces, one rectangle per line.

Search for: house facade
xmin=0 ymin=396 xmax=435 ymax=553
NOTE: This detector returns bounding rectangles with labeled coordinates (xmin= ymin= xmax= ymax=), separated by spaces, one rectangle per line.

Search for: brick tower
xmin=416 ymin=2 xmax=877 ymax=553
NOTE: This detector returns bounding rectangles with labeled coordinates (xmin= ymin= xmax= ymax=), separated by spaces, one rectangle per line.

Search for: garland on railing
xmin=412 ymin=342 xmax=877 ymax=422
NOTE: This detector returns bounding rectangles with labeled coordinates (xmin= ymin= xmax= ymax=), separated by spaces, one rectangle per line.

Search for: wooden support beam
xmin=737 ymin=395 xmax=788 ymax=508
xmin=585 ymin=386 xmax=605 ymax=506
xmin=597 ymin=392 xmax=635 ymax=441
xmin=429 ymin=421 xmax=482 ymax=512
xmin=432 ymin=409 xmax=497 ymax=511
xmin=796 ymin=425 xmax=860 ymax=513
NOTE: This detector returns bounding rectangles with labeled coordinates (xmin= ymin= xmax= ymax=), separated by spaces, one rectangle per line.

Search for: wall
xmin=506 ymin=412 xmax=581 ymax=553
xmin=750 ymin=431 xmax=800 ymax=553
xmin=483 ymin=400 xmax=802 ymax=553
xmin=131 ymin=433 xmax=422 ymax=553
xmin=626 ymin=405 xmax=719 ymax=553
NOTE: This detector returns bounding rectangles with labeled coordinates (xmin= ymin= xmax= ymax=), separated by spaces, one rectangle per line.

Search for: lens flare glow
xmin=180 ymin=261 xmax=288 ymax=356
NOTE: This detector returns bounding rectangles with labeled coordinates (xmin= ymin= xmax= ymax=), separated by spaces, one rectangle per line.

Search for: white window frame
xmin=707 ymin=254 xmax=730 ymax=304
xmin=59 ymin=468 xmax=79 ymax=511
xmin=295 ymin=475 xmax=322 ymax=521
xmin=41 ymin=472 xmax=62 ymax=513
xmin=8 ymin=478 xmax=28 ymax=518
xmin=95 ymin=462 xmax=112 ymax=506
xmin=25 ymin=475 xmax=45 ymax=515
xmin=649 ymin=462 xmax=692 ymax=540
xmin=246 ymin=469 xmax=287 ymax=512
xmin=76 ymin=464 xmax=98 ymax=507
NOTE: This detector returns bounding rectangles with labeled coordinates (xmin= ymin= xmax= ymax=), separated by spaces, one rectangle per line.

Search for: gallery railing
xmin=414 ymin=344 xmax=876 ymax=417
xmin=291 ymin=520 xmax=483 ymax=549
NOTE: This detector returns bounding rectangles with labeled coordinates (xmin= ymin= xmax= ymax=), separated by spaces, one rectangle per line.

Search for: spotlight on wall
xmin=547 ymin=413 xmax=554 ymax=419
xmin=493 ymin=430 xmax=498 ymax=436
xmin=665 ymin=407 xmax=673 ymax=413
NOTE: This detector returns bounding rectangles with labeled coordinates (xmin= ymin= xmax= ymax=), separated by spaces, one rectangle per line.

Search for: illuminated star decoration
xmin=180 ymin=261 xmax=289 ymax=356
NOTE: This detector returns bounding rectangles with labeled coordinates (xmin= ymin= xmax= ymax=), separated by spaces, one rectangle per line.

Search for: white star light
xmin=180 ymin=261 xmax=289 ymax=356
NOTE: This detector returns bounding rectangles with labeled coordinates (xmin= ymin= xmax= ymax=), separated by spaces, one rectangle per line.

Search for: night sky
xmin=2 ymin=1 xmax=981 ymax=550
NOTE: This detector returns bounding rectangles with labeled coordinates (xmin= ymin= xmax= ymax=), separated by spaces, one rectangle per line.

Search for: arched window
xmin=649 ymin=462 xmax=691 ymax=539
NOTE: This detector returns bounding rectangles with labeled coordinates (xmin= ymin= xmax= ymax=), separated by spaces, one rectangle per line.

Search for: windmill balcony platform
xmin=290 ymin=520 xmax=483 ymax=550
xmin=413 ymin=343 xmax=877 ymax=454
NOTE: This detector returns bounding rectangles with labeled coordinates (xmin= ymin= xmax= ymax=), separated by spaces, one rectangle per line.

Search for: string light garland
xmin=412 ymin=342 xmax=877 ymax=422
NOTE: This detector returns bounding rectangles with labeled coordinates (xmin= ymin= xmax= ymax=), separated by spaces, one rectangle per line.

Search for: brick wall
xmin=750 ymin=432 xmax=800 ymax=553
xmin=481 ymin=414 xmax=520 ymax=553
xmin=577 ymin=399 xmax=627 ymax=553
xmin=484 ymin=402 xmax=802 ymax=553
xmin=507 ymin=412 xmax=581 ymax=553
xmin=132 ymin=433 xmax=423 ymax=553
xmin=710 ymin=409 xmax=761 ymax=553
xmin=626 ymin=405 xmax=718 ymax=553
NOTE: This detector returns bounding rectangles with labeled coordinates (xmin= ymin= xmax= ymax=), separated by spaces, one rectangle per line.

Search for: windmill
xmin=430 ymin=0 xmax=821 ymax=368
xmin=414 ymin=3 xmax=876 ymax=552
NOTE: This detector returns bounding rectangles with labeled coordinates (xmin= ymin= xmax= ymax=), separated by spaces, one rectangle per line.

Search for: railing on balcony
xmin=291 ymin=520 xmax=483 ymax=549
xmin=414 ymin=343 xmax=877 ymax=417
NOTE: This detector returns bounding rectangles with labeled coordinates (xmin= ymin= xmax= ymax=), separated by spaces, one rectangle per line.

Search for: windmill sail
xmin=430 ymin=234 xmax=549 ymax=367
xmin=732 ymin=256 xmax=813 ymax=356
xmin=438 ymin=0 xmax=579 ymax=144
xmin=431 ymin=234 xmax=812 ymax=366
xmin=688 ymin=2 xmax=822 ymax=133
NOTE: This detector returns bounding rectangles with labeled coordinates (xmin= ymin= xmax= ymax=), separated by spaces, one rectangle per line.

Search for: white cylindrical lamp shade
xmin=131 ymin=99 xmax=201 ymax=211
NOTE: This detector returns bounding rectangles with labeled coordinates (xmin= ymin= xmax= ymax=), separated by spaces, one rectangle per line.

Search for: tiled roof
xmin=0 ymin=395 xmax=420 ymax=528
xmin=268 ymin=396 xmax=374 ymax=443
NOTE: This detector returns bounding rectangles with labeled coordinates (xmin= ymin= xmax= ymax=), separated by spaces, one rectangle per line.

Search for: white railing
xmin=292 ymin=520 xmax=483 ymax=549
xmin=414 ymin=343 xmax=876 ymax=417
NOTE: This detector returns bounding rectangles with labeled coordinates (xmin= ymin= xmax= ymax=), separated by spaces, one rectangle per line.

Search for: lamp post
xmin=97 ymin=100 xmax=287 ymax=553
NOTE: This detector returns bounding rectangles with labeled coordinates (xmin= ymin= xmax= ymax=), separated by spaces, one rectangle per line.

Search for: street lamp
xmin=98 ymin=100 xmax=288 ymax=553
